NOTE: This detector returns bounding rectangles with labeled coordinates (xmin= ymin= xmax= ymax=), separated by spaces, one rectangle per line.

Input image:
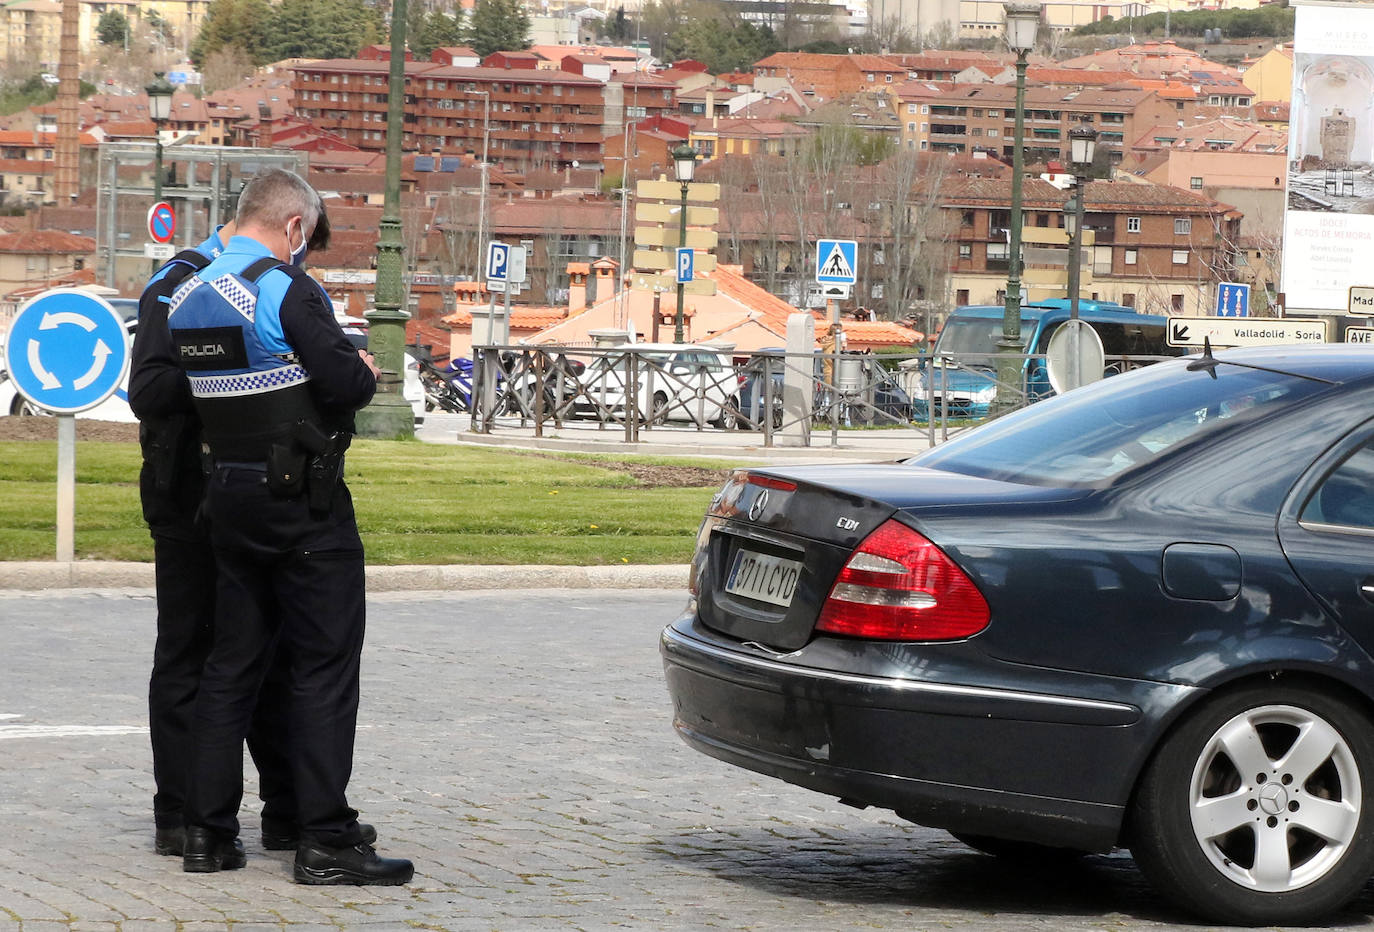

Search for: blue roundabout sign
xmin=3 ymin=289 xmax=130 ymax=414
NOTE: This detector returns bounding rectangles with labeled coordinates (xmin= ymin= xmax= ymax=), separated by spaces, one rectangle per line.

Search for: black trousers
xmin=184 ymin=464 xmax=366 ymax=848
xmin=147 ymin=532 xmax=296 ymax=830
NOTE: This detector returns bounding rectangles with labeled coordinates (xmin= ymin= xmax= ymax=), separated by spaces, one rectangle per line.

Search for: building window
xmin=1125 ymin=248 xmax=1137 ymax=265
xmin=957 ymin=289 xmax=970 ymax=305
xmin=1175 ymin=218 xmax=1192 ymax=234
xmin=958 ymin=243 xmax=971 ymax=259
xmin=1190 ymin=177 xmax=1203 ymax=189
xmin=921 ymin=105 xmax=929 ymax=114
xmin=1172 ymin=294 xmax=1184 ymax=310
xmin=1121 ymin=292 xmax=1135 ymax=308
xmin=907 ymin=122 xmax=915 ymax=131
xmin=988 ymin=129 xmax=998 ymax=138
xmin=961 ymin=210 xmax=974 ymax=226
xmin=907 ymin=103 xmax=917 ymax=114
xmin=1172 ymin=249 xmax=1189 ymax=265
xmin=1126 ymin=217 xmax=1141 ymax=233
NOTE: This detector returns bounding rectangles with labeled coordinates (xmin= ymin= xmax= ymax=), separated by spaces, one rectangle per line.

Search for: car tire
xmin=649 ymin=392 xmax=669 ymax=426
xmin=10 ymin=395 xmax=45 ymax=416
xmin=949 ymin=832 xmax=1088 ymax=863
xmin=1130 ymin=684 xmax=1374 ymax=926
xmin=715 ymin=396 xmax=739 ymax=430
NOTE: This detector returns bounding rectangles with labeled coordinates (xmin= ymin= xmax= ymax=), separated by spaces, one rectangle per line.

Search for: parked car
xmin=575 ymin=343 xmax=740 ymax=428
xmin=912 ymin=300 xmax=1182 ymax=420
xmin=740 ymin=349 xmax=913 ymax=429
xmin=662 ymin=345 xmax=1374 ymax=926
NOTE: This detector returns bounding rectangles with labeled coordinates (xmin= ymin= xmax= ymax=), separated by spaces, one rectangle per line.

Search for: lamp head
xmin=671 ymin=143 xmax=698 ymax=183
xmin=1062 ymin=196 xmax=1080 ymax=236
xmin=145 ymin=72 xmax=174 ymax=123
xmin=1069 ymin=120 xmax=1099 ymax=167
xmin=1003 ymin=2 xmax=1040 ymax=54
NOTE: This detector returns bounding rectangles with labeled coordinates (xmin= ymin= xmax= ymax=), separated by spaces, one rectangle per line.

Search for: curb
xmin=0 ymin=562 xmax=690 ymax=592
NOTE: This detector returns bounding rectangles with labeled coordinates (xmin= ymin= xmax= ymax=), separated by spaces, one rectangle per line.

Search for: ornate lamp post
xmin=671 ymin=143 xmax=696 ymax=344
xmin=356 ymin=0 xmax=415 ymax=438
xmin=1063 ymin=121 xmax=1098 ymax=322
xmin=990 ymin=1 xmax=1040 ymax=418
xmin=145 ymin=72 xmax=173 ymax=203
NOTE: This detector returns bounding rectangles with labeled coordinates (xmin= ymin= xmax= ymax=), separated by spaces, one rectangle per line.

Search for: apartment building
xmin=943 ymin=176 xmax=1239 ymax=316
xmin=292 ymin=52 xmax=664 ymax=172
xmin=752 ymin=52 xmax=907 ymax=101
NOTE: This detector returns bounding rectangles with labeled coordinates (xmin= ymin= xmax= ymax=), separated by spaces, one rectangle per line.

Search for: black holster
xmin=144 ymin=415 xmax=187 ymax=493
xmin=264 ymin=420 xmax=350 ymax=516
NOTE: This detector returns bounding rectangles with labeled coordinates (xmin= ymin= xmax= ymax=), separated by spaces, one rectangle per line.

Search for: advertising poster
xmin=1283 ymin=2 xmax=1374 ymax=314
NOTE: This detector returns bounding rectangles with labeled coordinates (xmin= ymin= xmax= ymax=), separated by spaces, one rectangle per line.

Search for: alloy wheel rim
xmin=1189 ymin=704 xmax=1361 ymax=892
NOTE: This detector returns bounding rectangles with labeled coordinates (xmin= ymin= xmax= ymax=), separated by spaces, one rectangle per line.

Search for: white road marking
xmin=0 ymin=724 xmax=148 ymax=740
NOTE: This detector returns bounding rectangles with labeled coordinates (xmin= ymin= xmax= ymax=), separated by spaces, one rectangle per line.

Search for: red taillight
xmin=816 ymin=519 xmax=990 ymax=641
xmin=747 ymin=473 xmax=797 ymax=492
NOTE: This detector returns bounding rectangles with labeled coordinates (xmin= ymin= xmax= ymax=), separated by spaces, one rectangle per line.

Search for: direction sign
xmin=1349 ymin=286 xmax=1374 ymax=315
xmin=147 ymin=202 xmax=175 ymax=244
xmin=816 ymin=239 xmax=857 ymax=285
xmin=675 ymin=247 xmax=694 ymax=284
xmin=1346 ymin=327 xmax=1374 ymax=344
xmin=1214 ymin=282 xmax=1250 ymax=317
xmin=1166 ymin=316 xmax=1328 ymax=348
xmin=485 ymin=242 xmax=526 ymax=283
xmin=2 ymin=289 xmax=130 ymax=414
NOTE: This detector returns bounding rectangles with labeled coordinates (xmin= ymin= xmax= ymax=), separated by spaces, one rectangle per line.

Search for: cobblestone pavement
xmin=4 ymin=589 xmax=1374 ymax=932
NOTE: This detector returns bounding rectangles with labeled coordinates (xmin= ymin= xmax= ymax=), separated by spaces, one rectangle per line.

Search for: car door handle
xmin=1361 ymin=579 xmax=1374 ymax=603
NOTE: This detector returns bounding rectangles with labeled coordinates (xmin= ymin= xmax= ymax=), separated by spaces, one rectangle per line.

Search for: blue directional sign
xmin=1215 ymin=281 xmax=1251 ymax=317
xmin=675 ymin=247 xmax=694 ymax=284
xmin=486 ymin=241 xmax=511 ymax=282
xmin=815 ymin=239 xmax=858 ymax=285
xmin=3 ymin=290 xmax=130 ymax=414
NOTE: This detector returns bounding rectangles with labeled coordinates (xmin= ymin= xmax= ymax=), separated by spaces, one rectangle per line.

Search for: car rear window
xmin=911 ymin=359 xmax=1332 ymax=486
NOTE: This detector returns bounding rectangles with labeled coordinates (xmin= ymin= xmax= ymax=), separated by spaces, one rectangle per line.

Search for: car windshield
xmin=936 ymin=316 xmax=1034 ymax=356
xmin=911 ymin=359 xmax=1333 ymax=486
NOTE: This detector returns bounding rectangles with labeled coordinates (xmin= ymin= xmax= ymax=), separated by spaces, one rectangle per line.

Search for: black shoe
xmin=182 ymin=826 xmax=246 ymax=873
xmin=155 ymin=826 xmax=185 ymax=857
xmin=293 ymin=841 xmax=413 ymax=886
xmin=262 ymin=821 xmax=377 ymax=851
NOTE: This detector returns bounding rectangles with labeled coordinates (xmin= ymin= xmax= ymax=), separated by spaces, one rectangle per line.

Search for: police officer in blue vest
xmin=164 ymin=168 xmax=412 ymax=885
xmin=131 ymin=216 xmax=379 ymax=861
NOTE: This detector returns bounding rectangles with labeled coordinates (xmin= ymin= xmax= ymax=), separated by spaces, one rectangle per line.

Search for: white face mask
xmin=287 ymin=218 xmax=307 ymax=267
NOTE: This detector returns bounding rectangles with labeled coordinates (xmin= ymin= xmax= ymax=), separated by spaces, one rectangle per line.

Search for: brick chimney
xmin=567 ymin=262 xmax=591 ymax=313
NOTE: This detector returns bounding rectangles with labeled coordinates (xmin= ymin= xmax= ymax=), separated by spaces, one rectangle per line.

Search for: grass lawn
xmin=0 ymin=440 xmax=738 ymax=565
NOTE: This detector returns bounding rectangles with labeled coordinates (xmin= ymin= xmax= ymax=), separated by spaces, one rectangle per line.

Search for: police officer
xmin=165 ymin=169 xmax=412 ymax=885
xmin=130 ymin=219 xmax=378 ymax=860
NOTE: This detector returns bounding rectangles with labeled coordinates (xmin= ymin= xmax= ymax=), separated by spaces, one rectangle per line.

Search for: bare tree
xmin=874 ymin=151 xmax=955 ymax=323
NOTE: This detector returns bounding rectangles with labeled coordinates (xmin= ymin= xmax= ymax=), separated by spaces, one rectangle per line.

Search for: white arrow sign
xmin=26 ymin=339 xmax=60 ymax=389
xmin=72 ymin=339 xmax=111 ymax=390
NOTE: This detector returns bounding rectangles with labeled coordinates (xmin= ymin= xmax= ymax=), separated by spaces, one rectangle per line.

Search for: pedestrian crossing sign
xmin=815 ymin=239 xmax=858 ymax=285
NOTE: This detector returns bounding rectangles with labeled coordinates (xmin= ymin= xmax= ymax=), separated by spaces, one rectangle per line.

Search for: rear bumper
xmin=660 ymin=615 xmax=1194 ymax=852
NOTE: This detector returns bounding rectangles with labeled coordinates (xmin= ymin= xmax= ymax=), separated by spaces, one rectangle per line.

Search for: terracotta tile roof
xmin=0 ymin=157 xmax=51 ymax=173
xmin=443 ymin=306 xmax=567 ymax=329
xmin=842 ymin=320 xmax=922 ymax=346
xmin=0 ymin=230 xmax=94 ymax=254
xmin=943 ymin=177 xmax=1227 ymax=213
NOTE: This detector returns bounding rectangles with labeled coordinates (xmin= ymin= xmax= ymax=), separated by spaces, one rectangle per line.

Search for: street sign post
xmin=147 ymin=202 xmax=176 ymax=244
xmin=675 ymin=247 xmax=694 ymax=284
xmin=815 ymin=239 xmax=858 ymax=285
xmin=1346 ymin=326 xmax=1374 ymax=344
xmin=1167 ymin=316 xmax=1328 ymax=348
xmin=3 ymin=289 xmax=131 ymax=562
xmin=1214 ymin=282 xmax=1250 ymax=317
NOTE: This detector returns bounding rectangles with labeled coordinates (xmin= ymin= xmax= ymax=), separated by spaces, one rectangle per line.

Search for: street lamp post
xmin=991 ymin=1 xmax=1040 ymax=418
xmin=1060 ymin=120 xmax=1097 ymax=392
xmin=355 ymin=0 xmax=415 ymax=438
xmin=473 ymin=89 xmax=490 ymax=279
xmin=671 ymin=143 xmax=697 ymax=345
xmin=145 ymin=72 xmax=174 ymax=274
xmin=1064 ymin=121 xmax=1098 ymax=324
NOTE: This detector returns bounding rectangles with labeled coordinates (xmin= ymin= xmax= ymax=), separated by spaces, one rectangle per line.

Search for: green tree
xmin=191 ymin=0 xmax=272 ymax=65
xmin=606 ymin=7 xmax=631 ymax=41
xmin=97 ymin=10 xmax=129 ymax=46
xmin=413 ymin=9 xmax=467 ymax=59
xmin=265 ymin=0 xmax=383 ymax=61
xmin=468 ymin=0 xmax=530 ymax=58
xmin=662 ymin=6 xmax=777 ymax=74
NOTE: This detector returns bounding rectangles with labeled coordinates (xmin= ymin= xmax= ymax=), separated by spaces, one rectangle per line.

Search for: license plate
xmin=725 ymin=549 xmax=802 ymax=608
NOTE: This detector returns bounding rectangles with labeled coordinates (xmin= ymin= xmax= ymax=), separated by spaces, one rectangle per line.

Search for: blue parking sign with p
xmin=676 ymin=247 xmax=693 ymax=284
xmin=486 ymin=241 xmax=510 ymax=282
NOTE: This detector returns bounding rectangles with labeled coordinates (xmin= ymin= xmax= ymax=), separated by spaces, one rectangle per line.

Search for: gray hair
xmin=236 ymin=168 xmax=321 ymax=235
